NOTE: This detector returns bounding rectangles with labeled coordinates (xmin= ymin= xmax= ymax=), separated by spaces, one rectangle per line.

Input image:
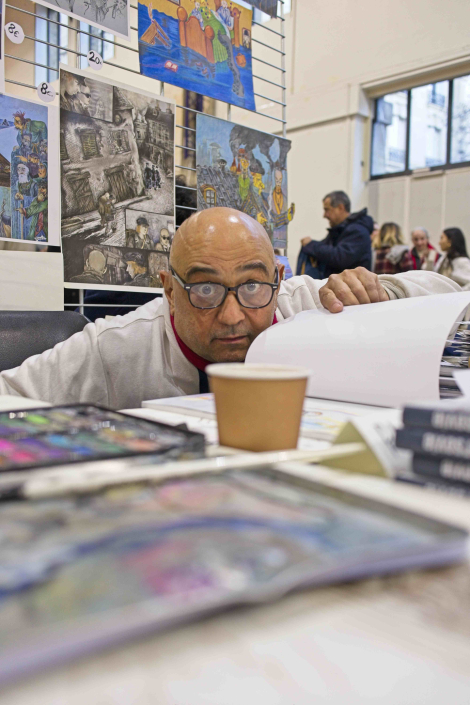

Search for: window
xmin=252 ymin=0 xmax=291 ymax=23
xmin=35 ymin=8 xmax=69 ymax=84
xmin=78 ymin=23 xmax=115 ymax=69
xmin=112 ymin=130 xmax=130 ymax=154
xmin=371 ymin=74 xmax=470 ymax=178
xmin=203 ymin=187 xmax=216 ymax=206
xmin=80 ymin=130 xmax=100 ymax=159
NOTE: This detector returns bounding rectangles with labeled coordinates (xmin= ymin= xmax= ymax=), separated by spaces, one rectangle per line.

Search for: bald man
xmin=0 ymin=208 xmax=461 ymax=408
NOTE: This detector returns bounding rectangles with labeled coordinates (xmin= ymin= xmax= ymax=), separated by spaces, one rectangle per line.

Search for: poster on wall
xmin=244 ymin=0 xmax=278 ymax=19
xmin=0 ymin=0 xmax=5 ymax=94
xmin=0 ymin=93 xmax=60 ymax=246
xmin=34 ymin=0 xmax=131 ymax=41
xmin=60 ymin=66 xmax=175 ymax=292
xmin=196 ymin=113 xmax=294 ymax=248
xmin=138 ymin=0 xmax=256 ymax=112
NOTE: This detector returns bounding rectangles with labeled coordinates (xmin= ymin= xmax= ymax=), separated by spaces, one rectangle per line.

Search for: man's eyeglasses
xmin=170 ymin=266 xmax=279 ymax=310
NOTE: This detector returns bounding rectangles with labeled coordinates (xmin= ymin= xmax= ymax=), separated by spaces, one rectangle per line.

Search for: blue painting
xmin=138 ymin=0 xmax=256 ymax=111
xmin=196 ymin=113 xmax=294 ymax=247
xmin=0 ymin=94 xmax=48 ymax=243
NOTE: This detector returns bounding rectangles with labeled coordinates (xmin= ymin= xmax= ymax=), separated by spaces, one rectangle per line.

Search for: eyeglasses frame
xmin=170 ymin=265 xmax=280 ymax=310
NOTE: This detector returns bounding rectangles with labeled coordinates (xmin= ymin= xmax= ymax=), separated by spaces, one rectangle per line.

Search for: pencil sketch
xmin=60 ymin=68 xmax=175 ymax=289
xmin=148 ymin=250 xmax=169 ymax=287
xmin=36 ymin=0 xmax=131 ymax=40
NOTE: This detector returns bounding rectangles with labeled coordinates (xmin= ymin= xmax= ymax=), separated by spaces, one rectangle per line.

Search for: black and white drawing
xmin=36 ymin=0 xmax=131 ymax=41
xmin=60 ymin=67 xmax=175 ymax=291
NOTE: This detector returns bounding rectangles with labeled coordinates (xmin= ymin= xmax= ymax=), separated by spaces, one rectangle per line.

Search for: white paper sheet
xmin=247 ymin=292 xmax=470 ymax=408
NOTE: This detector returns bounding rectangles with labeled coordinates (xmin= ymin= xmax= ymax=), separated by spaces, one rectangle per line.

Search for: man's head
xmin=274 ymin=169 xmax=283 ymax=192
xmin=62 ymin=72 xmax=80 ymax=97
xmin=411 ymin=227 xmax=429 ymax=252
xmin=79 ymin=83 xmax=92 ymax=110
xmin=161 ymin=207 xmax=284 ymax=363
xmin=21 ymin=133 xmax=32 ymax=151
xmin=323 ymin=190 xmax=351 ymax=227
xmin=86 ymin=249 xmax=107 ymax=275
xmin=17 ymin=164 xmax=30 ymax=183
xmin=38 ymin=164 xmax=47 ymax=179
xmin=124 ymin=251 xmax=147 ymax=279
xmin=159 ymin=227 xmax=171 ymax=249
xmin=37 ymin=186 xmax=47 ymax=202
xmin=136 ymin=217 xmax=149 ymax=236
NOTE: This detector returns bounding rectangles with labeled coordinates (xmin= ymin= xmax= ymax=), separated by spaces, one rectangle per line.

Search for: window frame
xmin=370 ymin=72 xmax=470 ymax=180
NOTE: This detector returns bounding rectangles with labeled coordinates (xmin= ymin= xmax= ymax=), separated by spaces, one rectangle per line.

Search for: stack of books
xmin=440 ymin=321 xmax=470 ymax=398
xmin=396 ymin=401 xmax=470 ymax=494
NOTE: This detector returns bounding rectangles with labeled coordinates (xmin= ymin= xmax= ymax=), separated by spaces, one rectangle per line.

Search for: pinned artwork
xmin=0 ymin=94 xmax=54 ymax=244
xmin=138 ymin=0 xmax=256 ymax=112
xmin=60 ymin=67 xmax=175 ymax=291
xmin=34 ymin=0 xmax=131 ymax=40
xmin=196 ymin=113 xmax=294 ymax=247
xmin=0 ymin=3 xmax=5 ymax=94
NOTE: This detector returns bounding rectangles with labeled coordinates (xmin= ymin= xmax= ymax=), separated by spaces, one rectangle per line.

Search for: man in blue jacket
xmin=300 ymin=191 xmax=373 ymax=277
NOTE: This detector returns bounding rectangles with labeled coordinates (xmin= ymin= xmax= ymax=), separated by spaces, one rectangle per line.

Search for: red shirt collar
xmin=170 ymin=313 xmax=278 ymax=372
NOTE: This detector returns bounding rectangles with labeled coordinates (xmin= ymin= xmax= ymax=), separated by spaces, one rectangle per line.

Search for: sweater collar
xmin=170 ymin=313 xmax=278 ymax=372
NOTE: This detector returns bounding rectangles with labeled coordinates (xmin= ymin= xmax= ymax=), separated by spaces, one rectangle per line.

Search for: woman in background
xmin=373 ymin=222 xmax=413 ymax=275
xmin=434 ymin=228 xmax=470 ymax=287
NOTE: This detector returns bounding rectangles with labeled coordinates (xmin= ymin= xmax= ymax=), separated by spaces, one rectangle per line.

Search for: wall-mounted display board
xmin=34 ymin=0 xmax=131 ymax=41
xmin=60 ymin=67 xmax=175 ymax=292
xmin=196 ymin=113 xmax=293 ymax=248
xmin=138 ymin=0 xmax=256 ymax=111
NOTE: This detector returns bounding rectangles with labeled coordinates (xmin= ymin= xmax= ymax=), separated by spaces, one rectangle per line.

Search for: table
xmin=2 ymin=464 xmax=470 ymax=705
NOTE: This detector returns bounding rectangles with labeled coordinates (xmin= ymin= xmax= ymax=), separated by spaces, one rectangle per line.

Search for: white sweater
xmin=0 ymin=271 xmax=461 ymax=408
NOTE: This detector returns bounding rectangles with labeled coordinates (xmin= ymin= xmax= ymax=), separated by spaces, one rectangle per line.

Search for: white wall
xmin=232 ymin=0 xmax=470 ymax=267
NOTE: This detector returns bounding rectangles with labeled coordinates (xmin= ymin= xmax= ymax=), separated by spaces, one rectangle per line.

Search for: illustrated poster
xmin=138 ymin=0 xmax=256 ymax=112
xmin=34 ymin=0 xmax=131 ymax=41
xmin=244 ymin=0 xmax=277 ymax=19
xmin=0 ymin=0 xmax=4 ymax=94
xmin=196 ymin=113 xmax=293 ymax=247
xmin=0 ymin=94 xmax=60 ymax=246
xmin=60 ymin=67 xmax=175 ymax=291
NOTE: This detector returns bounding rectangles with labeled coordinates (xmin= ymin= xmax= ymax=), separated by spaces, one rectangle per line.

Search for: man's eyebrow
xmin=235 ymin=261 xmax=270 ymax=275
xmin=185 ymin=265 xmax=219 ymax=279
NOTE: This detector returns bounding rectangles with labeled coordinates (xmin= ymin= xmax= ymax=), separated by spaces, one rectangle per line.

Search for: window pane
xmin=451 ymin=74 xmax=470 ymax=164
xmin=409 ymin=81 xmax=449 ymax=169
xmin=371 ymin=91 xmax=408 ymax=176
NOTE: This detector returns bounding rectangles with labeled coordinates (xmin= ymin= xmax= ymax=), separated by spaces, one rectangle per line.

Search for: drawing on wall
xmin=138 ymin=0 xmax=256 ymax=112
xmin=0 ymin=94 xmax=49 ymax=243
xmin=149 ymin=250 xmax=169 ymax=287
xmin=34 ymin=0 xmax=131 ymax=40
xmin=196 ymin=113 xmax=294 ymax=247
xmin=243 ymin=0 xmax=277 ymax=19
xmin=60 ymin=67 xmax=175 ymax=291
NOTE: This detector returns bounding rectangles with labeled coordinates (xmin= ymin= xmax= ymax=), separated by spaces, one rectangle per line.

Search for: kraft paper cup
xmin=206 ymin=363 xmax=310 ymax=452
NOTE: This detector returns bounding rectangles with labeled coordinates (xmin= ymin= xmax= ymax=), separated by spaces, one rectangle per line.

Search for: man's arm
xmin=0 ymin=322 xmax=110 ymax=405
xmin=301 ymin=229 xmax=370 ymax=271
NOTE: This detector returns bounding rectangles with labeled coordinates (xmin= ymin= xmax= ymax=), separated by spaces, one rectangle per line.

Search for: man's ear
xmin=160 ymin=270 xmax=175 ymax=316
xmin=276 ymin=264 xmax=285 ymax=289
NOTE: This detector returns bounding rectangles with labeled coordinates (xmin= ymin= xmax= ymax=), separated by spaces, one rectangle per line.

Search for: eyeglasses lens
xmin=238 ymin=282 xmax=273 ymax=308
xmin=190 ymin=282 xmax=226 ymax=308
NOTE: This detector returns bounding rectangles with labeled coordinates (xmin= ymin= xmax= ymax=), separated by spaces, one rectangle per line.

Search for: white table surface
xmin=2 ymin=460 xmax=470 ymax=705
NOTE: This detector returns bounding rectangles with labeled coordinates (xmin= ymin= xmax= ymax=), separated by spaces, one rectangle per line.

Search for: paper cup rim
xmin=206 ymin=363 xmax=311 ymax=381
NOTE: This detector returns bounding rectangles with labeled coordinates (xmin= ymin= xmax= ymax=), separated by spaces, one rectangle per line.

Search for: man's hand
xmin=301 ymin=236 xmax=312 ymax=247
xmin=319 ymin=267 xmax=389 ymax=313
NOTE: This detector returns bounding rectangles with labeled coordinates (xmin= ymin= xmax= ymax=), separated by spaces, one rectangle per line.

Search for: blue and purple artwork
xmin=138 ymin=0 xmax=256 ymax=111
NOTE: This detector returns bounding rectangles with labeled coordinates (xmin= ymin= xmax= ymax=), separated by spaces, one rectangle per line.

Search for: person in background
xmin=373 ymin=222 xmax=413 ymax=275
xmin=300 ymin=191 xmax=372 ymax=277
xmin=274 ymin=248 xmax=293 ymax=279
xmin=410 ymin=227 xmax=439 ymax=270
xmin=371 ymin=221 xmax=380 ymax=243
xmin=434 ymin=228 xmax=470 ymax=287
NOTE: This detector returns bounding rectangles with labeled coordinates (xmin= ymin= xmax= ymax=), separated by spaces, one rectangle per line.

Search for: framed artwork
xmin=138 ymin=0 xmax=256 ymax=111
xmin=0 ymin=93 xmax=59 ymax=246
xmin=34 ymin=0 xmax=131 ymax=41
xmin=196 ymin=113 xmax=294 ymax=247
xmin=60 ymin=67 xmax=175 ymax=292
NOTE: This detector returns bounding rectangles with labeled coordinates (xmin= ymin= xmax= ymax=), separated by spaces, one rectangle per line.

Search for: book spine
xmin=397 ymin=473 xmax=470 ymax=497
xmin=396 ymin=428 xmax=470 ymax=460
xmin=413 ymin=454 xmax=470 ymax=485
xmin=402 ymin=407 xmax=470 ymax=433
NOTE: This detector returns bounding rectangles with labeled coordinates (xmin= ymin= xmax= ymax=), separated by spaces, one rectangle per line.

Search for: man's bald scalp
xmin=170 ymin=207 xmax=274 ymax=272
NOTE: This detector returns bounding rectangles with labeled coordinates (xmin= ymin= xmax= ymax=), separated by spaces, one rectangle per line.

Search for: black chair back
xmin=0 ymin=311 xmax=88 ymax=372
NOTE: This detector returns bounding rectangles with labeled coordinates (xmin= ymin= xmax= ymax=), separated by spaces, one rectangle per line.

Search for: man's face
xmin=65 ymin=76 xmax=79 ymax=96
xmin=17 ymin=165 xmax=29 ymax=183
xmin=126 ymin=262 xmax=137 ymax=278
xmin=22 ymin=135 xmax=31 ymax=150
xmin=38 ymin=189 xmax=47 ymax=202
xmin=13 ymin=116 xmax=22 ymax=130
xmin=323 ymin=197 xmax=347 ymax=227
xmin=160 ymin=228 xmax=170 ymax=247
xmin=274 ymin=170 xmax=282 ymax=191
xmin=411 ymin=229 xmax=428 ymax=251
xmin=38 ymin=167 xmax=47 ymax=178
xmin=163 ymin=211 xmax=282 ymax=363
xmin=137 ymin=224 xmax=149 ymax=236
xmin=80 ymin=87 xmax=91 ymax=107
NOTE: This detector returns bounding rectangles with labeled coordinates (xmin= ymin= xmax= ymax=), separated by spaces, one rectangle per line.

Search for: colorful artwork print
xmin=138 ymin=0 xmax=256 ymax=112
xmin=196 ymin=114 xmax=294 ymax=247
xmin=0 ymin=94 xmax=48 ymax=243
xmin=244 ymin=0 xmax=277 ymax=18
xmin=60 ymin=69 xmax=175 ymax=291
xmin=34 ymin=0 xmax=131 ymax=40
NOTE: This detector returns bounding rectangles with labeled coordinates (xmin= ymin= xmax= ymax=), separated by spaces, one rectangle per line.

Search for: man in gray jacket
xmin=0 ymin=208 xmax=461 ymax=409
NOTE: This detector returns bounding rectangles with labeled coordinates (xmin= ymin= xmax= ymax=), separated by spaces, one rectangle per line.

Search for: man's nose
xmin=217 ymin=292 xmax=245 ymax=326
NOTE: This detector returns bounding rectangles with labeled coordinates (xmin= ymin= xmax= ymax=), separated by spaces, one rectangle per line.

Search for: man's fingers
xmin=351 ymin=267 xmax=383 ymax=303
xmin=326 ymin=274 xmax=361 ymax=306
xmin=319 ymin=286 xmax=343 ymax=313
xmin=341 ymin=270 xmax=372 ymax=304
